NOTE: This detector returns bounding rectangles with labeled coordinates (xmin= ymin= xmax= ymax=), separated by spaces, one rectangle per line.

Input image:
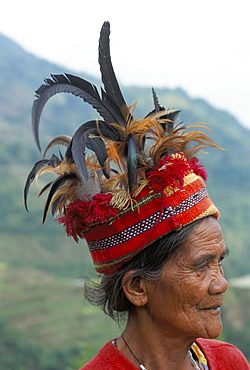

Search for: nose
xmin=209 ymin=269 xmax=229 ymax=295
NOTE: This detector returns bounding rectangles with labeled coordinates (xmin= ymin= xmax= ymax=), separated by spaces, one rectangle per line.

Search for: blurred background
xmin=0 ymin=1 xmax=249 ymax=368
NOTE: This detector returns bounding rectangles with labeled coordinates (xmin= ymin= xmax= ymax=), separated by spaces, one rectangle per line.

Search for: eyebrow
xmin=194 ymin=246 xmax=230 ymax=267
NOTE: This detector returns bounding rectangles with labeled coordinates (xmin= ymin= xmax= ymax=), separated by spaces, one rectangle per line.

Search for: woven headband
xmin=24 ymin=22 xmax=220 ymax=274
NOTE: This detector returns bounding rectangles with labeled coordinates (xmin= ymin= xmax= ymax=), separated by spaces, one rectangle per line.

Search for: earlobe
xmin=121 ymin=271 xmax=148 ymax=307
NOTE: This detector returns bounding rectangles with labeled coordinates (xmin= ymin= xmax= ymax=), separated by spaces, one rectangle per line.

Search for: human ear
xmin=121 ymin=271 xmax=148 ymax=307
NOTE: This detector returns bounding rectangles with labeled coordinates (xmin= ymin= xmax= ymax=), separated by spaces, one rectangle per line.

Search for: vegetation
xmin=0 ymin=33 xmax=249 ymax=368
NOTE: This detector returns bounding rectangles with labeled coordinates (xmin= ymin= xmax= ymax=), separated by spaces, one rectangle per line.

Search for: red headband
xmin=58 ymin=154 xmax=219 ymax=274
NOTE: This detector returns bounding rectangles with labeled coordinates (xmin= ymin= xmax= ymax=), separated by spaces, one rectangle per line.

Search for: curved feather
xmin=26 ymin=21 xmax=222 ymax=230
xmin=24 ymin=159 xmax=50 ymax=211
xmin=71 ymin=119 xmax=124 ymax=180
xmin=32 ymin=74 xmax=126 ymax=151
xmin=42 ymin=173 xmax=78 ymax=223
xmin=38 ymin=180 xmax=54 ymax=197
xmin=98 ymin=21 xmax=130 ymax=122
xmin=51 ymin=194 xmax=64 ymax=216
xmin=86 ymin=136 xmax=110 ymax=179
xmin=43 ymin=135 xmax=72 ymax=158
xmin=71 ymin=122 xmax=107 ymax=180
xmin=66 ymin=74 xmax=127 ymax=126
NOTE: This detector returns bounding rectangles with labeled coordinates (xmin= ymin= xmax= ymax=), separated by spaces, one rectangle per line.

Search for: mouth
xmin=200 ymin=306 xmax=222 ymax=314
xmin=204 ymin=306 xmax=221 ymax=312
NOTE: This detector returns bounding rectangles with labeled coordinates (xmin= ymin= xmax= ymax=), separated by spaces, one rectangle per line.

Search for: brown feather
xmin=43 ymin=135 xmax=72 ymax=158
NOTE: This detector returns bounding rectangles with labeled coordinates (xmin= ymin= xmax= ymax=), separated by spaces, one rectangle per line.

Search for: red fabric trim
xmin=79 ymin=339 xmax=249 ymax=369
xmin=196 ymin=338 xmax=249 ymax=369
xmin=79 ymin=340 xmax=138 ymax=370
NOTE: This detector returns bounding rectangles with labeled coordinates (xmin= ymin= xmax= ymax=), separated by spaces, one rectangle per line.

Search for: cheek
xmin=166 ymin=274 xmax=209 ymax=310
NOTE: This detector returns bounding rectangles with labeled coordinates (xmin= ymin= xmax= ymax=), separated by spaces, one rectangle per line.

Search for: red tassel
xmin=86 ymin=194 xmax=119 ymax=223
xmin=189 ymin=157 xmax=208 ymax=181
xmin=147 ymin=153 xmax=190 ymax=191
xmin=147 ymin=154 xmax=208 ymax=192
xmin=57 ymin=200 xmax=89 ymax=242
xmin=57 ymin=194 xmax=119 ymax=241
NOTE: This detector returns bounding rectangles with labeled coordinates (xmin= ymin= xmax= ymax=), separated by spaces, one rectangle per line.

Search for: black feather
xmin=164 ymin=110 xmax=181 ymax=132
xmin=146 ymin=89 xmax=181 ymax=132
xmin=42 ymin=173 xmax=78 ymax=223
xmin=86 ymin=136 xmax=110 ymax=179
xmin=65 ymin=74 xmax=126 ymax=126
xmin=71 ymin=121 xmax=106 ymax=180
xmin=38 ymin=181 xmax=54 ymax=197
xmin=100 ymin=87 xmax=128 ymax=128
xmin=24 ymin=159 xmax=50 ymax=211
xmin=127 ymin=133 xmax=137 ymax=192
xmin=98 ymin=21 xmax=127 ymax=115
xmin=145 ymin=90 xmax=164 ymax=119
xmin=47 ymin=154 xmax=62 ymax=167
xmin=71 ymin=120 xmax=123 ymax=180
xmin=58 ymin=150 xmax=64 ymax=162
xmin=32 ymin=74 xmax=126 ymax=151
xmin=51 ymin=194 xmax=64 ymax=216
xmin=65 ymin=141 xmax=74 ymax=162
xmin=152 ymin=88 xmax=161 ymax=112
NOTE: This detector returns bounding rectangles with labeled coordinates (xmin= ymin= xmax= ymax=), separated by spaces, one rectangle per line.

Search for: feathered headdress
xmin=24 ymin=21 xmax=220 ymax=274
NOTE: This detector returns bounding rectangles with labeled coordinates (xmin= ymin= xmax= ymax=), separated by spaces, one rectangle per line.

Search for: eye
xmin=219 ymin=254 xmax=227 ymax=266
xmin=193 ymin=257 xmax=211 ymax=272
xmin=218 ymin=256 xmax=226 ymax=273
xmin=196 ymin=261 xmax=209 ymax=272
xmin=197 ymin=257 xmax=222 ymax=272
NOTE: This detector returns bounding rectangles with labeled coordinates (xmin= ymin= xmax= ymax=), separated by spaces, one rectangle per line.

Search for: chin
xmin=195 ymin=309 xmax=224 ymax=339
xmin=201 ymin=322 xmax=223 ymax=340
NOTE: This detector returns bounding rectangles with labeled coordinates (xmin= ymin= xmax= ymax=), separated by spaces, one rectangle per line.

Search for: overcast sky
xmin=1 ymin=0 xmax=250 ymax=129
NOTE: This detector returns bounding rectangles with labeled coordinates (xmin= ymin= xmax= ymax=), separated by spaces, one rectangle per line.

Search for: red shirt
xmin=79 ymin=338 xmax=249 ymax=369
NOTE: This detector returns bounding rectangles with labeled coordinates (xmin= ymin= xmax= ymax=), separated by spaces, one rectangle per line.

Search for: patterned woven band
xmin=83 ymin=173 xmax=219 ymax=274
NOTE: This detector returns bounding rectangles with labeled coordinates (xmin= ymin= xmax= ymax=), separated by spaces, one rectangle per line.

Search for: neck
xmin=117 ymin=313 xmax=197 ymax=370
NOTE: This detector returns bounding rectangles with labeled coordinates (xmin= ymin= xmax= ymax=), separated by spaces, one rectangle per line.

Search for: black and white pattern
xmin=88 ymin=188 xmax=208 ymax=252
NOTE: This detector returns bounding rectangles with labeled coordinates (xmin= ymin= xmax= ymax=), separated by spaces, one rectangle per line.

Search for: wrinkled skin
xmin=119 ymin=217 xmax=229 ymax=369
xmin=145 ymin=216 xmax=229 ymax=341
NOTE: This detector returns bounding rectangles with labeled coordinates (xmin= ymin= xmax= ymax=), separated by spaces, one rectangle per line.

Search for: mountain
xmin=0 ymin=33 xmax=249 ymax=368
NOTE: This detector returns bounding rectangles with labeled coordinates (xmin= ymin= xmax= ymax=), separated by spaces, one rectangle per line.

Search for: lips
xmin=198 ymin=304 xmax=222 ymax=315
xmin=203 ymin=307 xmax=221 ymax=312
xmin=198 ymin=302 xmax=223 ymax=312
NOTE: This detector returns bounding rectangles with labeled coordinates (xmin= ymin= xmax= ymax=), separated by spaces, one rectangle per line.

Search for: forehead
xmin=177 ymin=217 xmax=226 ymax=259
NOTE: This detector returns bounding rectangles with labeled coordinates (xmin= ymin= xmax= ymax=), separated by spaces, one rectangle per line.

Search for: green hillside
xmin=0 ymin=33 xmax=249 ymax=368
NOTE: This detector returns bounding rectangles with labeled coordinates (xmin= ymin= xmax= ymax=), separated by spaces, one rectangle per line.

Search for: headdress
xmin=24 ymin=21 xmax=220 ymax=274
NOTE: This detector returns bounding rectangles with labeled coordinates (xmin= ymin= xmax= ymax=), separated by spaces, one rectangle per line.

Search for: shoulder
xmin=197 ymin=338 xmax=249 ymax=369
xmin=78 ymin=341 xmax=114 ymax=370
xmin=78 ymin=340 xmax=138 ymax=370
